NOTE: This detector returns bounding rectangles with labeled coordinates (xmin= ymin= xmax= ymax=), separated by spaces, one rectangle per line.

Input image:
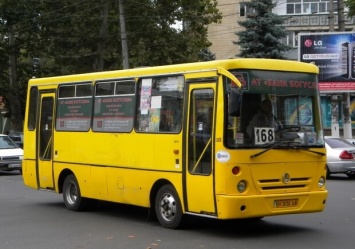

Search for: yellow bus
xmin=22 ymin=59 xmax=327 ymax=228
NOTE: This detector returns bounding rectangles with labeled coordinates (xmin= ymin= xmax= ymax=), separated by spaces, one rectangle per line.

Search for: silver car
xmin=345 ymin=138 xmax=355 ymax=146
xmin=0 ymin=134 xmax=23 ymax=173
xmin=325 ymin=137 xmax=355 ymax=178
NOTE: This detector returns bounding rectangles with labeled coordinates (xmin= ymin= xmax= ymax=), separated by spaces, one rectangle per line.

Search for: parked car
xmin=0 ymin=134 xmax=23 ymax=173
xmin=345 ymin=138 xmax=355 ymax=146
xmin=325 ymin=137 xmax=355 ymax=178
xmin=8 ymin=132 xmax=24 ymax=148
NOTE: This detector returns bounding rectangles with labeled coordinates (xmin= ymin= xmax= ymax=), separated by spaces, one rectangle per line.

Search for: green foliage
xmin=234 ymin=0 xmax=291 ymax=59
xmin=127 ymin=0 xmax=221 ymax=66
xmin=0 ymin=0 xmax=221 ymax=131
xmin=198 ymin=48 xmax=216 ymax=61
xmin=345 ymin=0 xmax=355 ymax=17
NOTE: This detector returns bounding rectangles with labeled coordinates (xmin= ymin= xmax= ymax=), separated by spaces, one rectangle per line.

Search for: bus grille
xmin=258 ymin=177 xmax=310 ymax=191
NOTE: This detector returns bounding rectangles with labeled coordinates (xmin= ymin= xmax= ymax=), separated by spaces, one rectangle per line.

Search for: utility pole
xmin=338 ymin=0 xmax=346 ymax=31
xmin=337 ymin=0 xmax=352 ymax=138
xmin=329 ymin=0 xmax=334 ymax=32
xmin=8 ymin=23 xmax=22 ymax=132
xmin=329 ymin=0 xmax=338 ymax=137
xmin=118 ymin=0 xmax=129 ymax=69
xmin=9 ymin=24 xmax=17 ymax=88
xmin=96 ymin=0 xmax=108 ymax=71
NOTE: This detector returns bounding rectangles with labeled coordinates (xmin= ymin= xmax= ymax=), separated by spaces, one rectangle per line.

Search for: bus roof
xmin=28 ymin=58 xmax=319 ymax=85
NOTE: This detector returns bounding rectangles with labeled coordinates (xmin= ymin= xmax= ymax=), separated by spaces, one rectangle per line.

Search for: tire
xmin=346 ymin=173 xmax=355 ymax=179
xmin=155 ymin=184 xmax=184 ymax=229
xmin=63 ymin=174 xmax=87 ymax=211
xmin=326 ymin=166 xmax=331 ymax=179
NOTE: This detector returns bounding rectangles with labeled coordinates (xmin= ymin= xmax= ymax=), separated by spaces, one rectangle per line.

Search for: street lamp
xmin=32 ymin=57 xmax=40 ymax=78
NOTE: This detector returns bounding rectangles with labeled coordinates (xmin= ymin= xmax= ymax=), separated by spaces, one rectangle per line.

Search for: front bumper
xmin=216 ymin=191 xmax=328 ymax=219
xmin=0 ymin=160 xmax=22 ymax=171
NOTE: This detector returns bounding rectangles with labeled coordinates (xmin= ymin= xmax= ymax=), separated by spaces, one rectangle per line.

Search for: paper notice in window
xmin=151 ymin=96 xmax=162 ymax=109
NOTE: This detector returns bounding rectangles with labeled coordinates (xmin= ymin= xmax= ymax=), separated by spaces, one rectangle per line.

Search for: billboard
xmin=299 ymin=32 xmax=355 ymax=92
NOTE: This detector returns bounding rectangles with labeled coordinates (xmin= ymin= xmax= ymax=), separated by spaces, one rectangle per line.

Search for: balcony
xmin=283 ymin=14 xmax=355 ymax=31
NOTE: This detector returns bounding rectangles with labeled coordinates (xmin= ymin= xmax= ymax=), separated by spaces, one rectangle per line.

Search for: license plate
xmin=274 ymin=199 xmax=298 ymax=208
xmin=9 ymin=164 xmax=20 ymax=168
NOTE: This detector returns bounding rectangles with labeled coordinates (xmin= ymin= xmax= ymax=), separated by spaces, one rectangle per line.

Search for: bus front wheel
xmin=63 ymin=174 xmax=87 ymax=211
xmin=155 ymin=184 xmax=184 ymax=229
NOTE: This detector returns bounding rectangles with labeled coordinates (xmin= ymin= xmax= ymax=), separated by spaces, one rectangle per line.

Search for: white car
xmin=0 ymin=134 xmax=23 ymax=173
xmin=325 ymin=137 xmax=355 ymax=178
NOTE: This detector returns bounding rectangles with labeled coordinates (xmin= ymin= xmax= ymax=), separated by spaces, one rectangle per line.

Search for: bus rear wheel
xmin=155 ymin=184 xmax=184 ymax=229
xmin=63 ymin=174 xmax=87 ymax=211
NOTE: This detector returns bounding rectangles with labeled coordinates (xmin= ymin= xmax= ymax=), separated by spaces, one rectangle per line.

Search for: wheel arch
xmin=149 ymin=179 xmax=172 ymax=209
xmin=58 ymin=169 xmax=75 ymax=194
xmin=149 ymin=178 xmax=185 ymax=220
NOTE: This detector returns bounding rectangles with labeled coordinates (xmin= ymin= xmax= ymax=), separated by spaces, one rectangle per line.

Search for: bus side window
xmin=28 ymin=87 xmax=38 ymax=131
xmin=135 ymin=76 xmax=184 ymax=133
xmin=159 ymin=113 xmax=172 ymax=131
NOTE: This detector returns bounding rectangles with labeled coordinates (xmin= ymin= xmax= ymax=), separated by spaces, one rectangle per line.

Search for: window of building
xmin=240 ymin=2 xmax=255 ymax=17
xmin=280 ymin=31 xmax=299 ymax=48
xmin=319 ymin=2 xmax=327 ymax=12
xmin=240 ymin=2 xmax=246 ymax=17
xmin=286 ymin=0 xmax=337 ymax=15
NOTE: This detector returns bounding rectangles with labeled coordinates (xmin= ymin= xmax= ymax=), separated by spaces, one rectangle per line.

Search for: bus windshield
xmin=226 ymin=69 xmax=324 ymax=149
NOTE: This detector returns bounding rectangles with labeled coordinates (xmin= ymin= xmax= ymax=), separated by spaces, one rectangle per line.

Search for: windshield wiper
xmin=250 ymin=140 xmax=326 ymax=159
xmin=288 ymin=145 xmax=326 ymax=156
xmin=250 ymin=140 xmax=290 ymax=159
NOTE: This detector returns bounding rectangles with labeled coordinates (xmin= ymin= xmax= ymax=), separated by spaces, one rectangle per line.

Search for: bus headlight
xmin=237 ymin=180 xmax=247 ymax=193
xmin=318 ymin=177 xmax=325 ymax=188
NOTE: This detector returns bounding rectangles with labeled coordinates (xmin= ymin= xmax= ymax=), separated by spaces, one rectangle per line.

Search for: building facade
xmin=207 ymin=0 xmax=355 ymax=136
xmin=208 ymin=0 xmax=355 ymax=60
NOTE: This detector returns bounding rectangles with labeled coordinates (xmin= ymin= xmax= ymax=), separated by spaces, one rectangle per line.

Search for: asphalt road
xmin=1 ymin=171 xmax=354 ymax=249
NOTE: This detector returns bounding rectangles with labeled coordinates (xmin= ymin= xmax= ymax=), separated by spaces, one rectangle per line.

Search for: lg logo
xmin=314 ymin=40 xmax=323 ymax=46
xmin=304 ymin=39 xmax=322 ymax=47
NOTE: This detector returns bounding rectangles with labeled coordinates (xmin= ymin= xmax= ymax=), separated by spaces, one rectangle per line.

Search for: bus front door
xmin=37 ymin=92 xmax=55 ymax=189
xmin=186 ymin=84 xmax=216 ymax=215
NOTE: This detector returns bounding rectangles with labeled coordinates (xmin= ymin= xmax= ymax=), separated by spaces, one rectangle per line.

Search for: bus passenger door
xmin=37 ymin=92 xmax=55 ymax=189
xmin=185 ymin=84 xmax=216 ymax=215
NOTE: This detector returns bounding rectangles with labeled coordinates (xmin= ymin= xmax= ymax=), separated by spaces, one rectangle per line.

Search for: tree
xmin=198 ymin=48 xmax=216 ymax=61
xmin=126 ymin=0 xmax=221 ymax=66
xmin=0 ymin=0 xmax=43 ymax=131
xmin=345 ymin=0 xmax=355 ymax=17
xmin=234 ymin=0 xmax=291 ymax=59
xmin=0 ymin=0 xmax=222 ymax=132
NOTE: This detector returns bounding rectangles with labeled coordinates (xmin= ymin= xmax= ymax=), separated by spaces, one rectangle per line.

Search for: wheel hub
xmin=160 ymin=194 xmax=176 ymax=221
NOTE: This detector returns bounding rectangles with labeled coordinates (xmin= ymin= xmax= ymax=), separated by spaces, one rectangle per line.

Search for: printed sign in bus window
xmin=93 ymin=80 xmax=136 ymax=132
xmin=56 ymin=83 xmax=93 ymax=131
xmin=56 ymin=98 xmax=93 ymax=131
xmin=93 ymin=96 xmax=135 ymax=132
